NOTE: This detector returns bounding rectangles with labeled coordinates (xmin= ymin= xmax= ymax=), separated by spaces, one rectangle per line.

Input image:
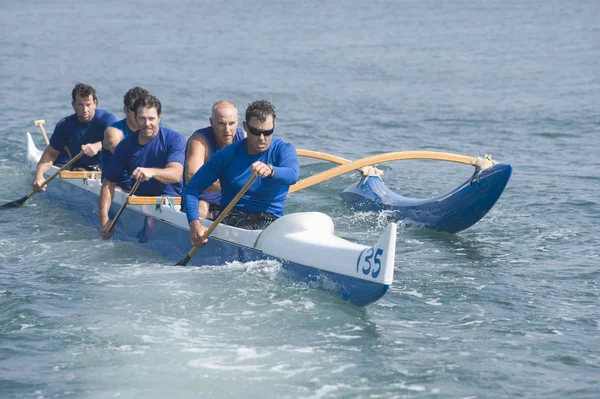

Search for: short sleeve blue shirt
xmin=103 ymin=126 xmax=186 ymax=196
xmin=50 ymin=109 xmax=117 ymax=168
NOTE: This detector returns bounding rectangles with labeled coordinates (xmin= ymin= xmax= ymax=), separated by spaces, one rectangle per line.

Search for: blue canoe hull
xmin=44 ymin=178 xmax=389 ymax=307
xmin=339 ymin=163 xmax=512 ymax=233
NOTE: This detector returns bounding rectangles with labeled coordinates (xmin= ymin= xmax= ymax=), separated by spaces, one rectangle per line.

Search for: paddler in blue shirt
xmin=183 ymin=99 xmax=299 ymax=246
xmin=184 ymin=100 xmax=246 ymax=219
xmin=99 ymin=93 xmax=186 ymax=240
xmin=100 ymin=86 xmax=149 ymax=190
xmin=32 ymin=83 xmax=117 ymax=192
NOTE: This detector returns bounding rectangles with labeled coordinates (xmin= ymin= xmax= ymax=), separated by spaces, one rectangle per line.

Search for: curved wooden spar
xmin=296 ymin=149 xmax=351 ymax=165
xmin=291 ymin=150 xmax=489 ymax=194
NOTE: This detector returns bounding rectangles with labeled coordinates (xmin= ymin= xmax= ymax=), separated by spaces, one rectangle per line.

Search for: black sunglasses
xmin=247 ymin=124 xmax=274 ymax=136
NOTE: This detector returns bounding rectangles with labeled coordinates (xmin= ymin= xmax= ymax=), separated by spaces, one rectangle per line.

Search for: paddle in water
xmin=107 ymin=179 xmax=142 ymax=234
xmin=0 ymin=151 xmax=84 ymax=210
xmin=176 ymin=175 xmax=258 ymax=266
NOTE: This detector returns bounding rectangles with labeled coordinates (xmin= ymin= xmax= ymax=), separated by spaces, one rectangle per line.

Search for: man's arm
xmin=131 ymin=131 xmax=186 ymax=184
xmin=131 ymin=162 xmax=183 ymax=184
xmin=32 ymin=145 xmax=60 ymax=192
xmin=270 ymin=143 xmax=300 ymax=185
xmin=102 ymin=127 xmax=124 ymax=154
xmin=185 ymin=135 xmax=221 ymax=192
xmin=183 ymin=155 xmax=221 ymax=223
xmin=83 ymin=112 xmax=116 ymax=157
xmin=185 ymin=136 xmax=207 ymax=182
xmin=35 ymin=120 xmax=67 ymax=191
xmin=81 ymin=141 xmax=102 ymax=157
xmin=100 ymin=127 xmax=124 ymax=171
xmin=99 ymin=179 xmax=117 ymax=240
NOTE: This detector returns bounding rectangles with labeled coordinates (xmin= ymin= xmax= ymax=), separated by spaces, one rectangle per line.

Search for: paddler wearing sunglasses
xmin=183 ymin=99 xmax=299 ymax=247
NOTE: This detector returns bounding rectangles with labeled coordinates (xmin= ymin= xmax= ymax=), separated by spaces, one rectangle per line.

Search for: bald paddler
xmin=183 ymin=99 xmax=299 ymax=247
xmin=184 ymin=100 xmax=246 ymax=219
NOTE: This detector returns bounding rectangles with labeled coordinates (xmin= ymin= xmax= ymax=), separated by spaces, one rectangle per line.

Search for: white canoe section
xmin=27 ymin=132 xmax=44 ymax=167
xmin=254 ymin=212 xmax=396 ymax=285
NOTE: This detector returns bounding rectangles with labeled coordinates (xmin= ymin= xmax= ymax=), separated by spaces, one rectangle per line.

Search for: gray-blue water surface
xmin=1 ymin=0 xmax=599 ymax=397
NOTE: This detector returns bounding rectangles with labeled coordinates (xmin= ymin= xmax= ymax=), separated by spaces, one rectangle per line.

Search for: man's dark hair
xmin=71 ymin=83 xmax=97 ymax=102
xmin=133 ymin=93 xmax=162 ymax=116
xmin=124 ymin=87 xmax=149 ymax=110
xmin=245 ymin=100 xmax=276 ymax=123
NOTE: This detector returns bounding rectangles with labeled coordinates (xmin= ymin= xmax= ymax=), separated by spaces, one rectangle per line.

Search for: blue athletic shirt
xmin=103 ymin=126 xmax=186 ymax=197
xmin=183 ymin=137 xmax=299 ymax=223
xmin=50 ymin=109 xmax=117 ymax=168
xmin=185 ymin=126 xmax=245 ymax=205
xmin=100 ymin=118 xmax=135 ymax=188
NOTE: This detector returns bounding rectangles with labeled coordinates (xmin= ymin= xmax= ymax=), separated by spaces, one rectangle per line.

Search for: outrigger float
xmin=292 ymin=150 xmax=512 ymax=233
xmin=20 ymin=132 xmax=397 ymax=307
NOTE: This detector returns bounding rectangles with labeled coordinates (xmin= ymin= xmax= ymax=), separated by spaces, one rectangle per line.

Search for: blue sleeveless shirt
xmin=185 ymin=126 xmax=245 ymax=205
xmin=101 ymin=118 xmax=135 ymax=188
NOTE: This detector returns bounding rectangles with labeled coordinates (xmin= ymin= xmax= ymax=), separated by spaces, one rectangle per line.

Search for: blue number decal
xmin=356 ymin=248 xmax=384 ymax=279
xmin=356 ymin=249 xmax=366 ymax=273
xmin=372 ymin=248 xmax=383 ymax=278
xmin=363 ymin=248 xmax=374 ymax=275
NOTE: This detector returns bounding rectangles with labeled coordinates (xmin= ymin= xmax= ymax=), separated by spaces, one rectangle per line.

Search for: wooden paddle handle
xmin=182 ymin=174 xmax=258 ymax=263
xmin=34 ymin=120 xmax=50 ymax=145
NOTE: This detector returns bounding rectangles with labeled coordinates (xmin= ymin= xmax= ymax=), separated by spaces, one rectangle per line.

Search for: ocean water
xmin=1 ymin=0 xmax=599 ymax=397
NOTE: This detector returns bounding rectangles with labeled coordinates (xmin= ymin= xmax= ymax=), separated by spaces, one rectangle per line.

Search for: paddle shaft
xmin=34 ymin=120 xmax=50 ymax=145
xmin=0 ymin=151 xmax=85 ymax=210
xmin=290 ymin=150 xmax=482 ymax=193
xmin=177 ymin=174 xmax=258 ymax=265
xmin=28 ymin=151 xmax=84 ymax=200
xmin=108 ymin=179 xmax=142 ymax=233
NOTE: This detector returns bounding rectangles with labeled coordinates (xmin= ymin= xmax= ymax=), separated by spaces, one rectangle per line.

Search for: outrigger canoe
xmin=23 ymin=133 xmax=397 ymax=307
xmin=293 ymin=150 xmax=512 ymax=233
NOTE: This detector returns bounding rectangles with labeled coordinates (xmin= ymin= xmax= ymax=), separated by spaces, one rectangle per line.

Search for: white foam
xmin=321 ymin=333 xmax=361 ymax=340
xmin=403 ymin=289 xmax=423 ymax=298
xmin=187 ymin=359 xmax=262 ymax=372
xmin=330 ymin=364 xmax=356 ymax=374
xmin=306 ymin=384 xmax=344 ymax=399
xmin=235 ymin=347 xmax=271 ymax=362
xmin=426 ymin=298 xmax=442 ymax=306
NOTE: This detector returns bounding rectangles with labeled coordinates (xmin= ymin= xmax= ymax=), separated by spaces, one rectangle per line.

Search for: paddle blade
xmin=175 ymin=254 xmax=192 ymax=266
xmin=0 ymin=196 xmax=28 ymax=210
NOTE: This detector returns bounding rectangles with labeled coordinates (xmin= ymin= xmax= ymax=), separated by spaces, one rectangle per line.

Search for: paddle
xmin=108 ymin=179 xmax=142 ymax=233
xmin=290 ymin=150 xmax=491 ymax=193
xmin=0 ymin=151 xmax=84 ymax=210
xmin=34 ymin=119 xmax=50 ymax=145
xmin=176 ymin=174 xmax=258 ymax=266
